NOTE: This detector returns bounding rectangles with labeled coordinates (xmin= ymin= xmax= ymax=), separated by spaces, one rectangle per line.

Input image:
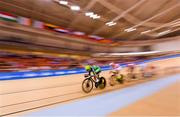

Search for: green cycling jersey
xmin=85 ymin=65 xmax=101 ymax=76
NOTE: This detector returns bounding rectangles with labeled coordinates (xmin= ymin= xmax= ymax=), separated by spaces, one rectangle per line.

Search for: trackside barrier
xmin=0 ymin=54 xmax=179 ymax=80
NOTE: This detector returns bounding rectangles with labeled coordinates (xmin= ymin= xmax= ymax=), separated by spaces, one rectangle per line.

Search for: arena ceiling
xmin=0 ymin=0 xmax=179 ymax=42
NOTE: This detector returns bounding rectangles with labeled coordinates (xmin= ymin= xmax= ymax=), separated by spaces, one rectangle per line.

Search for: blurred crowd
xmin=0 ymin=51 xmax=81 ymax=72
xmin=0 ymin=51 xmax=139 ymax=72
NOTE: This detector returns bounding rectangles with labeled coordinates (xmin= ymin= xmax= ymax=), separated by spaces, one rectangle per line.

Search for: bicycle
xmin=82 ymin=74 xmax=106 ymax=93
xmin=109 ymin=71 xmax=124 ymax=86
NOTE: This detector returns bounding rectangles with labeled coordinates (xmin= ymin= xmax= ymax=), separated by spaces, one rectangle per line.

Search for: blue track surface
xmin=24 ymin=74 xmax=180 ymax=116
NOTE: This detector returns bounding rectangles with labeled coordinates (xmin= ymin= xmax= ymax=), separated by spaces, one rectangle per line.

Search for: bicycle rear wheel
xmin=82 ymin=78 xmax=93 ymax=93
xmin=98 ymin=77 xmax=106 ymax=89
xmin=116 ymin=74 xmax=124 ymax=84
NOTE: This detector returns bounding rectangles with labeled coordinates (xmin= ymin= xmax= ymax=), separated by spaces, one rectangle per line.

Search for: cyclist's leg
xmin=95 ymin=70 xmax=101 ymax=82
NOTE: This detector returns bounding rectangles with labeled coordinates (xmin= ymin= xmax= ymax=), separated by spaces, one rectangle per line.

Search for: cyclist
xmin=85 ymin=65 xmax=101 ymax=82
xmin=138 ymin=63 xmax=147 ymax=77
xmin=109 ymin=62 xmax=121 ymax=74
xmin=127 ymin=63 xmax=135 ymax=73
xmin=127 ymin=63 xmax=136 ymax=78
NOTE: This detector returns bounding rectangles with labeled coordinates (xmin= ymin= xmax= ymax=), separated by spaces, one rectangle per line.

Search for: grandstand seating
xmin=0 ymin=51 xmax=140 ymax=72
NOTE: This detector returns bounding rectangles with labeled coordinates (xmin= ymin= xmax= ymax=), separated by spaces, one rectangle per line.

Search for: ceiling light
xmin=90 ymin=14 xmax=99 ymax=19
xmin=92 ymin=15 xmax=101 ymax=19
xmin=106 ymin=21 xmax=113 ymax=25
xmin=85 ymin=12 xmax=94 ymax=16
xmin=89 ymin=14 xmax=97 ymax=18
xmin=85 ymin=12 xmax=101 ymax=19
xmin=59 ymin=0 xmax=68 ymax=5
xmin=141 ymin=30 xmax=151 ymax=34
xmin=106 ymin=21 xmax=117 ymax=26
xmin=158 ymin=30 xmax=171 ymax=36
xmin=70 ymin=5 xmax=80 ymax=11
xmin=108 ymin=23 xmax=116 ymax=26
xmin=124 ymin=28 xmax=136 ymax=32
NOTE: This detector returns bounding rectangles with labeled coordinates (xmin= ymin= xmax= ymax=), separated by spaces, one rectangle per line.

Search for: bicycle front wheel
xmin=109 ymin=75 xmax=115 ymax=86
xmin=82 ymin=78 xmax=93 ymax=93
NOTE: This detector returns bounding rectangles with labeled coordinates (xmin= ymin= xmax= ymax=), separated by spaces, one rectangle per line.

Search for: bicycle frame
xmin=85 ymin=75 xmax=97 ymax=83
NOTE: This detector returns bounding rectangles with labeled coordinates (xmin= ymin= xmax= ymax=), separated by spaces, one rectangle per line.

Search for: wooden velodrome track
xmin=0 ymin=57 xmax=180 ymax=116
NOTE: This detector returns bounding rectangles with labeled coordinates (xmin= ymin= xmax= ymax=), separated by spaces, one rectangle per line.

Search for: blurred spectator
xmin=0 ymin=50 xmax=160 ymax=73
